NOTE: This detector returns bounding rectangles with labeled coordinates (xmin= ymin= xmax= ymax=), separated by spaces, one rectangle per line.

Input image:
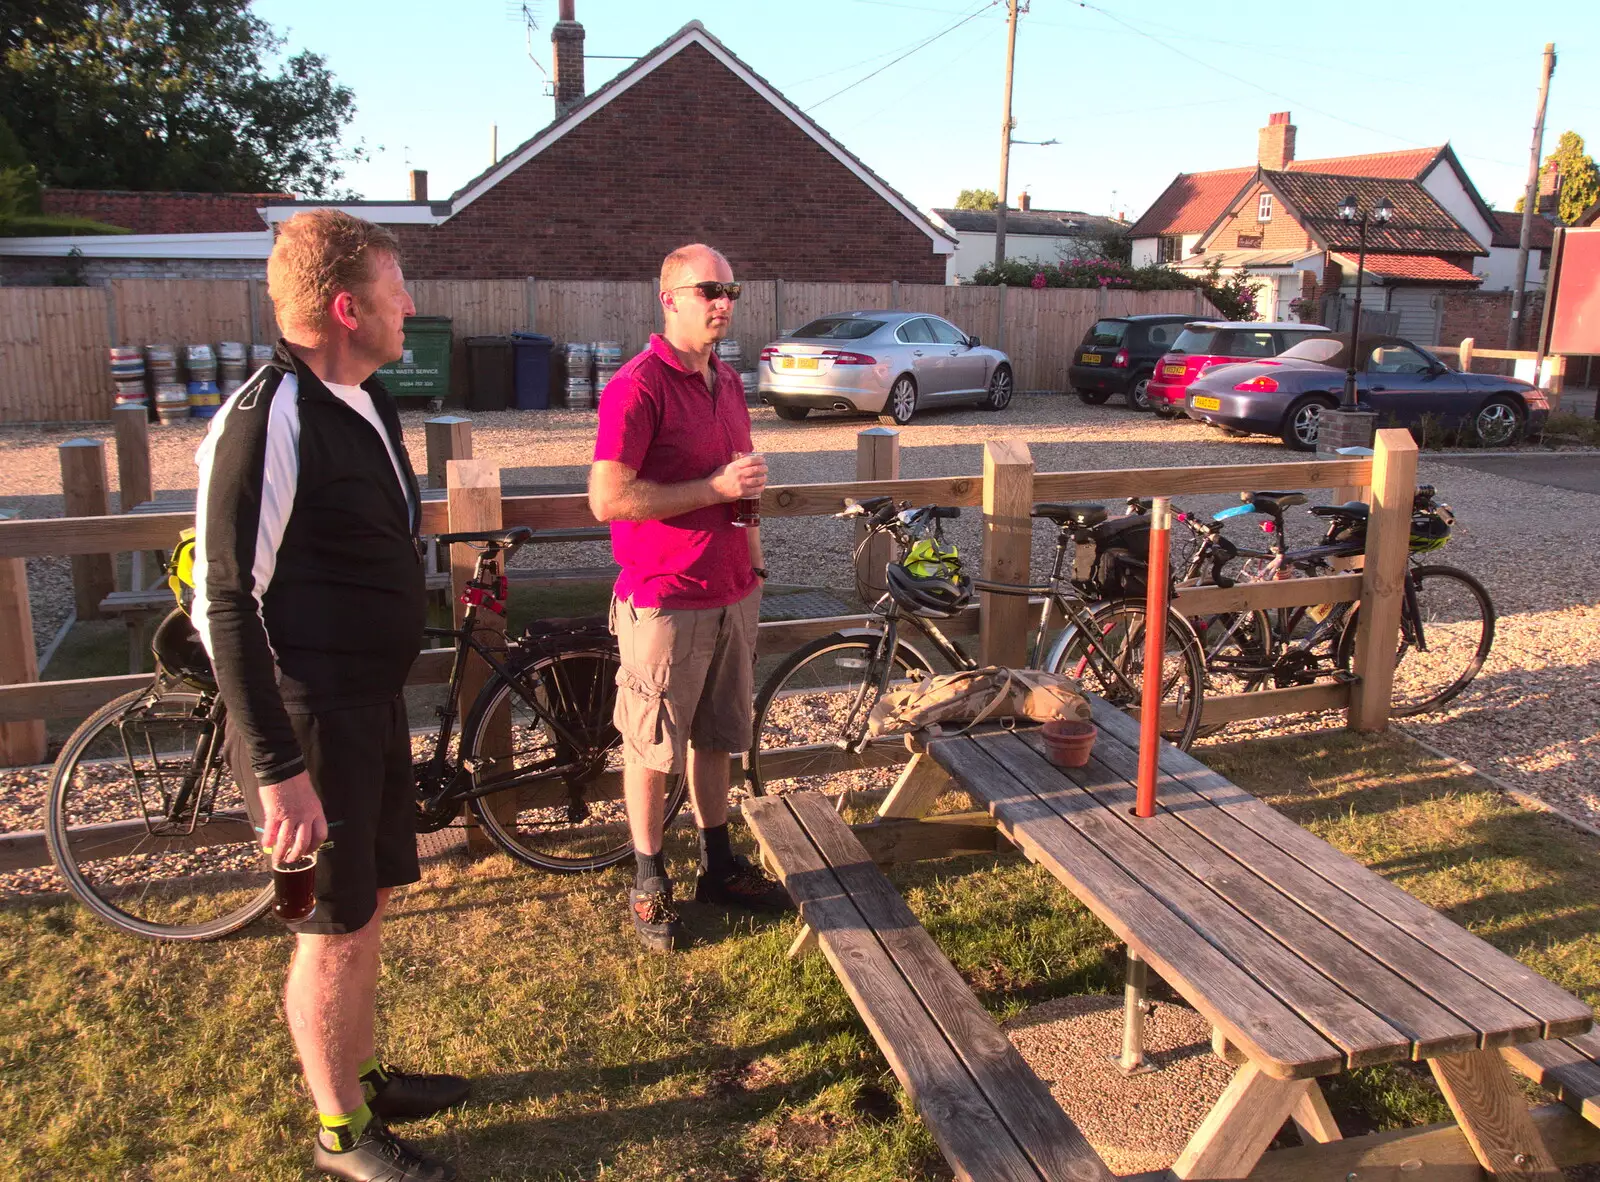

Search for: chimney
xmin=408 ymin=169 xmax=428 ymax=202
xmin=1258 ymin=111 xmax=1296 ymax=171
xmin=552 ymin=0 xmax=586 ymax=116
xmin=1017 ymin=191 xmax=1031 ymax=212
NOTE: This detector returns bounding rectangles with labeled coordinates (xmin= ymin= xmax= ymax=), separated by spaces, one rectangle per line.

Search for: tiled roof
xmin=1489 ymin=211 xmax=1556 ymax=250
xmin=1334 ymin=253 xmax=1480 ymax=284
xmin=1127 ymin=147 xmax=1443 ymax=239
xmin=1265 ymin=172 xmax=1485 ymax=255
xmin=1125 ymin=168 xmax=1254 ymax=238
xmin=931 ymin=208 xmax=1125 ymax=236
xmin=40 ymin=189 xmax=284 ymax=233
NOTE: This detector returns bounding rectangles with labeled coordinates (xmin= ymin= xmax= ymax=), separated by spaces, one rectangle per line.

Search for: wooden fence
xmin=0 ymin=422 xmax=1417 ymax=869
xmin=0 ymin=278 xmax=1218 ymax=423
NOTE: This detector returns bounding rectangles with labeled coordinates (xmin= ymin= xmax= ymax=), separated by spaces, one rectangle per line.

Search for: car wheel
xmin=1473 ymin=397 xmax=1523 ymax=447
xmin=1280 ymin=396 xmax=1335 ymax=450
xmin=1075 ymin=387 xmax=1112 ymax=405
xmin=983 ymin=365 xmax=1013 ymax=411
xmin=880 ymin=376 xmax=918 ymax=426
xmin=774 ymin=405 xmax=810 ymax=422
xmin=1126 ymin=371 xmax=1155 ymax=411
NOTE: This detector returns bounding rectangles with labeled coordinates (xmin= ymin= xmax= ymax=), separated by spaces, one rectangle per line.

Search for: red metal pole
xmin=1136 ymin=497 xmax=1171 ymax=818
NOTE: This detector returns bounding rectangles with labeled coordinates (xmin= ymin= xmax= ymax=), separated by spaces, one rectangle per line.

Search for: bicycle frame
xmin=119 ymin=687 xmax=229 ymax=837
xmin=414 ymin=546 xmax=610 ymax=810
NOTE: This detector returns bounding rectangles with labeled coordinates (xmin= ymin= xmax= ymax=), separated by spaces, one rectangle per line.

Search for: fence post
xmin=0 ymin=554 xmax=45 ymax=766
xmin=524 ymin=276 xmax=537 ymax=331
xmin=890 ymin=279 xmax=900 ymax=309
xmin=995 ymin=283 xmax=1008 ymax=353
xmin=59 ymin=438 xmax=113 ymax=620
xmin=773 ymin=278 xmax=784 ymax=340
xmin=980 ymin=439 xmax=1033 ymax=667
xmin=1348 ymin=428 xmax=1418 ymax=732
xmin=113 ymin=406 xmax=153 ymax=512
xmin=1458 ymin=337 xmax=1474 ymax=373
xmin=446 ymin=459 xmax=511 ymax=854
xmin=425 ymin=415 xmax=473 ymax=490
xmin=854 ymin=427 xmax=899 ymax=596
xmin=1547 ymin=355 xmax=1566 ymax=414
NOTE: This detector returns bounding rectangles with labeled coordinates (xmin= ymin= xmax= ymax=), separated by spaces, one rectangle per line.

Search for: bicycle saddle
xmin=1246 ymin=491 xmax=1307 ymax=517
xmin=1032 ymin=502 xmax=1107 ymax=529
xmin=1309 ymin=501 xmax=1370 ymax=521
xmin=437 ymin=526 xmax=535 ymax=547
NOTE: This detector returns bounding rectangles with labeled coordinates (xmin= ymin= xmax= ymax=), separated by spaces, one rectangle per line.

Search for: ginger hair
xmin=267 ymin=210 xmax=401 ymax=341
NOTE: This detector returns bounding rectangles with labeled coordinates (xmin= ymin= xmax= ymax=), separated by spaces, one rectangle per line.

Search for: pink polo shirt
xmin=593 ymin=334 xmax=757 ymax=609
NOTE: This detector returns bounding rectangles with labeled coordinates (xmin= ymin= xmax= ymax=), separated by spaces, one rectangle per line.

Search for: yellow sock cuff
xmin=318 ymin=1102 xmax=373 ymax=1151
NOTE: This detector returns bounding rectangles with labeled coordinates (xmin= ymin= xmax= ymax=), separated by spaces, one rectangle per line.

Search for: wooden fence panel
xmin=534 ymin=279 xmax=656 ymax=360
xmin=0 ymin=286 xmax=110 ymax=424
xmin=942 ymin=286 xmax=1002 ymax=352
xmin=780 ymin=282 xmax=895 ymax=333
xmin=252 ymin=279 xmax=280 ymax=344
xmin=897 ymin=283 xmax=951 ymax=316
xmin=111 ymin=280 xmax=254 ymax=349
xmin=731 ymin=279 xmax=776 ymax=369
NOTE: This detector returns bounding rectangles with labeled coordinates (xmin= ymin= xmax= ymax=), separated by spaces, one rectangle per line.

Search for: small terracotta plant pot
xmin=1041 ymin=718 xmax=1097 ymax=768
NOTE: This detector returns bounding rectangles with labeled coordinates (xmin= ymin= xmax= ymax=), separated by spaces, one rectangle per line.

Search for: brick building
xmin=1125 ymin=113 xmax=1561 ymax=341
xmin=263 ymin=13 xmax=954 ymax=282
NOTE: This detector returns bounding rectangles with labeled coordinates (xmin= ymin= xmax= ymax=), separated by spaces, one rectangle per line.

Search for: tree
xmin=0 ymin=1 xmax=362 ymax=196
xmin=1546 ymin=131 xmax=1599 ymax=225
xmin=955 ymin=188 xmax=999 ymax=210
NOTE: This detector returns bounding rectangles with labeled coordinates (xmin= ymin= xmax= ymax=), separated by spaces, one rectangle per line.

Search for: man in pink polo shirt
xmin=589 ymin=243 xmax=793 ymax=952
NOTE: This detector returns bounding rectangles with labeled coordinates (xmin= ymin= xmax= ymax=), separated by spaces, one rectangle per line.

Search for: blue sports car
xmin=1182 ymin=334 xmax=1550 ymax=450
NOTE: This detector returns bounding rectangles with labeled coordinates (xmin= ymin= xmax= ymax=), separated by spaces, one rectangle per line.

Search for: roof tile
xmin=1336 ymin=253 xmax=1479 ymax=283
xmin=1489 ymin=210 xmax=1556 ymax=250
xmin=1266 ymin=171 xmax=1484 ymax=255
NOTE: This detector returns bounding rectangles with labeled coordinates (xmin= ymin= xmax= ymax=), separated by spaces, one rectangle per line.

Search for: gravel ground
xmin=3 ymin=394 xmax=1597 ymax=831
xmin=1004 ymin=993 xmax=1234 ymax=1175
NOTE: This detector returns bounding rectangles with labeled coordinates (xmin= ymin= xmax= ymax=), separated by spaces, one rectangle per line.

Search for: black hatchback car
xmin=1068 ymin=313 xmax=1216 ymax=410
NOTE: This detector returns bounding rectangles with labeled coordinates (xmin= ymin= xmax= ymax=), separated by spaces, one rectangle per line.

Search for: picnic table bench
xmin=921 ymin=700 xmax=1594 ymax=1179
xmin=747 ymin=696 xmax=1600 ymax=1180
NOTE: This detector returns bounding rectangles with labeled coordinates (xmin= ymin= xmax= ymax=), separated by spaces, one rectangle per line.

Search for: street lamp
xmin=1336 ymin=195 xmax=1394 ymax=408
xmin=993 ymin=135 xmax=1060 ymax=266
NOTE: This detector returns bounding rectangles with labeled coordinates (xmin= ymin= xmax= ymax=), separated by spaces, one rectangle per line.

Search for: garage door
xmin=1389 ymin=288 xmax=1443 ymax=344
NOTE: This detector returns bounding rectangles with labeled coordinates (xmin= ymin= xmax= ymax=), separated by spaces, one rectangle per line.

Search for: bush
xmin=966 ymin=254 xmax=1263 ymax=322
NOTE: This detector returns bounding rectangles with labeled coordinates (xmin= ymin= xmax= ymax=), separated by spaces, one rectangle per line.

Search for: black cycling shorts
xmin=231 ymin=695 xmax=419 ymax=935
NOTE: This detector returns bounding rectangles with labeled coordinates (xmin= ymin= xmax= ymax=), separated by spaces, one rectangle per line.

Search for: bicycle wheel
xmin=1051 ymin=601 xmax=1205 ymax=750
xmin=747 ymin=632 xmax=931 ymax=798
xmin=1189 ymin=608 xmax=1273 ymax=739
xmin=462 ymin=644 xmax=686 ymax=872
xmin=45 ymin=688 xmax=272 ymax=941
xmin=1337 ymin=564 xmax=1495 ymax=717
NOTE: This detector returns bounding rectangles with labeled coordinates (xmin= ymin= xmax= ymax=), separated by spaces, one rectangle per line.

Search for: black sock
xmin=700 ymin=823 xmax=734 ymax=876
xmin=635 ymin=849 xmax=667 ymax=887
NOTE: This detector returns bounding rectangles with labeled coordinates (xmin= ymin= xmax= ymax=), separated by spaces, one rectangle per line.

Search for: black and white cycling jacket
xmin=192 ymin=340 xmax=426 ymax=787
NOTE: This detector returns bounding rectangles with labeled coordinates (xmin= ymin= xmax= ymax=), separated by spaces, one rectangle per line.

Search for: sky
xmin=251 ymin=0 xmax=1600 ymax=222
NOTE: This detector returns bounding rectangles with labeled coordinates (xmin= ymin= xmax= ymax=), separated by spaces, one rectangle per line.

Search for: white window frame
xmin=1258 ymin=193 xmax=1274 ymax=223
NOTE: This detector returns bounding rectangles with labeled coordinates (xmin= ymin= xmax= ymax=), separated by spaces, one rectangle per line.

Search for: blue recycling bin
xmin=510 ymin=332 xmax=555 ymax=410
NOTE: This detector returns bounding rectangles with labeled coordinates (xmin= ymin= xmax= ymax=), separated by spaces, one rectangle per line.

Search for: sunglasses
xmin=671 ymin=281 xmax=742 ymax=302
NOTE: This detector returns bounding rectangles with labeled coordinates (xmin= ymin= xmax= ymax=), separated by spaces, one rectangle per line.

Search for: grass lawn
xmin=3 ymin=728 xmax=1597 ymax=1180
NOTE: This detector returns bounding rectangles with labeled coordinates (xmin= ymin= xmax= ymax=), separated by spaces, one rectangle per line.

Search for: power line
xmin=807 ymin=0 xmax=1000 ymax=111
xmin=1068 ymin=1 xmax=1522 ymax=169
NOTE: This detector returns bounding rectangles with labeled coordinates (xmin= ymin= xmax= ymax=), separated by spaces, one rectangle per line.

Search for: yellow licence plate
xmin=1191 ymin=395 xmax=1221 ymax=411
xmin=1163 ymin=363 xmax=1186 ymax=376
xmin=1079 ymin=352 xmax=1101 ymax=364
xmin=780 ymin=356 xmax=820 ymax=371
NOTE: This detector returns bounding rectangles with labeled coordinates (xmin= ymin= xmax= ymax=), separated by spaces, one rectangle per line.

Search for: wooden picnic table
xmin=911 ymin=701 xmax=1596 ymax=1180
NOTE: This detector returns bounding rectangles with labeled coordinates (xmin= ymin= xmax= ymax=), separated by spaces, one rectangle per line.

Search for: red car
xmin=1147 ymin=321 xmax=1329 ymax=418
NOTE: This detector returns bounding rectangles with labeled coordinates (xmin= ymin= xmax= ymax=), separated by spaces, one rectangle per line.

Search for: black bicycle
xmin=743 ymin=497 xmax=1206 ymax=800
xmin=45 ymin=527 xmax=682 ymax=941
xmin=1171 ymin=487 xmax=1496 ymax=725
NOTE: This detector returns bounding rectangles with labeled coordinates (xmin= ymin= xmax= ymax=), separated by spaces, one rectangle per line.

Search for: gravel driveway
xmin=3 ymin=394 xmax=1596 ymax=834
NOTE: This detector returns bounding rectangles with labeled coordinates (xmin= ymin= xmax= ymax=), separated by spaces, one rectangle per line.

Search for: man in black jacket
xmin=193 ymin=210 xmax=462 ymax=1181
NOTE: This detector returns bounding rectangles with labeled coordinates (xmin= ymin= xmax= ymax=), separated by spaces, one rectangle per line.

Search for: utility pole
xmin=992 ymin=0 xmax=1019 ymax=268
xmin=1509 ymin=42 xmax=1556 ymax=350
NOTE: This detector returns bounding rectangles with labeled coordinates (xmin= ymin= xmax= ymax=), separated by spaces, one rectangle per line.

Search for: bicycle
xmin=744 ymin=496 xmax=1206 ymax=800
xmin=1172 ymin=487 xmax=1495 ymax=723
xmin=45 ymin=526 xmax=683 ymax=941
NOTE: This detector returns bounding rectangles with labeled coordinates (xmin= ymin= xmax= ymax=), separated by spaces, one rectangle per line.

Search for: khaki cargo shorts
xmin=609 ymin=588 xmax=761 ymax=773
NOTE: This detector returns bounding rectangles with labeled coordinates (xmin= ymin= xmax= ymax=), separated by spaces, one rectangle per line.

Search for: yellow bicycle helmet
xmin=166 ymin=528 xmax=197 ymax=610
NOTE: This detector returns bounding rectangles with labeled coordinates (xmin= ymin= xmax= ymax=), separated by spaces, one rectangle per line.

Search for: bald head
xmin=658 ymin=243 xmax=735 ymax=353
xmin=659 ymin=243 xmax=730 ymax=294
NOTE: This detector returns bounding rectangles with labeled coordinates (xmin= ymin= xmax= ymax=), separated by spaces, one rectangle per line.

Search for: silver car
xmin=757 ymin=309 xmax=1014 ymax=424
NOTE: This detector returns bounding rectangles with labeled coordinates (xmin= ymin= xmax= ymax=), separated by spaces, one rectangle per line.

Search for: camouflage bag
xmin=866 ymin=666 xmax=1091 ymax=739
